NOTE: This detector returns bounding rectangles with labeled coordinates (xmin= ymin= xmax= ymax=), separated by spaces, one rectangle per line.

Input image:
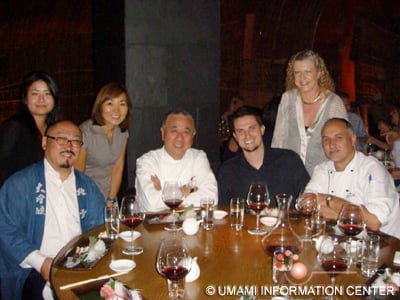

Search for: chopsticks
xmin=59 ymin=271 xmax=129 ymax=290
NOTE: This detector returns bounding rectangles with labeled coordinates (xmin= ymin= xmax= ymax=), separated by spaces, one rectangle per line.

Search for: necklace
xmin=301 ymin=91 xmax=322 ymax=105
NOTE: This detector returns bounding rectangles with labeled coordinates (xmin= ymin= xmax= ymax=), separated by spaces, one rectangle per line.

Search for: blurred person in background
xmin=220 ymin=95 xmax=245 ymax=162
xmin=389 ymin=104 xmax=400 ymax=131
xmin=262 ymin=96 xmax=280 ymax=148
xmin=367 ymin=118 xmax=393 ymax=151
xmin=337 ymin=91 xmax=367 ymax=151
xmin=0 ymin=71 xmax=60 ymax=187
xmin=220 ymin=95 xmax=245 ymax=125
xmin=367 ymin=104 xmax=400 ymax=152
xmin=272 ymin=50 xmax=347 ymax=175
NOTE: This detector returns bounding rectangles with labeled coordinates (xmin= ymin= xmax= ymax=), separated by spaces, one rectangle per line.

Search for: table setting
xmin=51 ymin=187 xmax=400 ymax=300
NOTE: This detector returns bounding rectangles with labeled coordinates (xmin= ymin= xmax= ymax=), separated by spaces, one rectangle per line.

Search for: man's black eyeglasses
xmin=46 ymin=135 xmax=83 ymax=147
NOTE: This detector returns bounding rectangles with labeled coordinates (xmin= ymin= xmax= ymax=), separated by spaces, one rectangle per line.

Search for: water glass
xmin=230 ymin=197 xmax=245 ymax=231
xmin=361 ymin=233 xmax=380 ymax=277
xmin=167 ymin=279 xmax=185 ymax=299
xmin=311 ymin=212 xmax=326 ymax=238
xmin=104 ymin=205 xmax=119 ymax=240
xmin=201 ymin=198 xmax=215 ymax=230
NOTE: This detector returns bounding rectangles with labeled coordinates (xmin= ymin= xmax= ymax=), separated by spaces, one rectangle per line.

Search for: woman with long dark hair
xmin=0 ymin=71 xmax=60 ymax=186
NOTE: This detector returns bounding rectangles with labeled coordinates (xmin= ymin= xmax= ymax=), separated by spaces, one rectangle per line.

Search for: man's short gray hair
xmin=161 ymin=109 xmax=195 ymax=127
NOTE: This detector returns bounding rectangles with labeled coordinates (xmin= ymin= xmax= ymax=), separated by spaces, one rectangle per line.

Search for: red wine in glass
xmin=162 ymin=181 xmax=184 ymax=231
xmin=119 ymin=195 xmax=145 ymax=256
xmin=338 ymin=222 xmax=363 ymax=236
xmin=322 ymin=259 xmax=348 ymax=272
xmin=161 ymin=266 xmax=189 ymax=281
xmin=156 ymin=238 xmax=192 ymax=299
xmin=248 ymin=202 xmax=268 ymax=214
xmin=337 ymin=203 xmax=364 ymax=237
xmin=246 ymin=182 xmax=270 ymax=235
xmin=337 ymin=203 xmax=365 ymax=266
xmin=121 ymin=216 xmax=143 ymax=229
xmin=164 ymin=198 xmax=184 ymax=210
xmin=319 ymin=235 xmax=349 ymax=300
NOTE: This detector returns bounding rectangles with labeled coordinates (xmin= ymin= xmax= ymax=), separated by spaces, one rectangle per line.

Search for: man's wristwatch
xmin=326 ymin=195 xmax=333 ymax=207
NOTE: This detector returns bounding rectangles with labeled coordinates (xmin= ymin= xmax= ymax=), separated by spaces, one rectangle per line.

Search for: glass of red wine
xmin=162 ymin=181 xmax=184 ymax=231
xmin=119 ymin=195 xmax=145 ymax=256
xmin=246 ymin=182 xmax=270 ymax=235
xmin=337 ymin=203 xmax=365 ymax=264
xmin=295 ymin=191 xmax=318 ymax=242
xmin=319 ymin=234 xmax=349 ymax=300
xmin=156 ymin=238 xmax=192 ymax=299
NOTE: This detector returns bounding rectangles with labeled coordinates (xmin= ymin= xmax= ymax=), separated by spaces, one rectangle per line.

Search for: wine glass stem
xmin=255 ymin=213 xmax=260 ymax=230
xmin=130 ymin=230 xmax=135 ymax=260
xmin=172 ymin=209 xmax=176 ymax=228
xmin=305 ymin=217 xmax=311 ymax=237
xmin=329 ymin=275 xmax=336 ymax=300
xmin=330 ymin=274 xmax=336 ymax=285
xmin=347 ymin=237 xmax=352 ymax=264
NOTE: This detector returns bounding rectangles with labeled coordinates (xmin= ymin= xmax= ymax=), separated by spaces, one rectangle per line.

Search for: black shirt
xmin=217 ymin=148 xmax=310 ymax=208
xmin=0 ymin=113 xmax=44 ymax=187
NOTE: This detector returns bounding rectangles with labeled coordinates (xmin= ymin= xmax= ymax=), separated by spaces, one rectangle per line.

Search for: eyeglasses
xmin=46 ymin=135 xmax=83 ymax=147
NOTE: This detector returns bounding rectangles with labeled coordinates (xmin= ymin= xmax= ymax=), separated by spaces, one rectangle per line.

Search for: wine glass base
xmin=164 ymin=224 xmax=182 ymax=231
xmin=122 ymin=246 xmax=144 ymax=255
xmin=248 ymin=228 xmax=267 ymax=235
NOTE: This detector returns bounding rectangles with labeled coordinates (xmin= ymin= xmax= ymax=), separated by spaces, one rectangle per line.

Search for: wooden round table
xmin=51 ymin=208 xmax=400 ymax=299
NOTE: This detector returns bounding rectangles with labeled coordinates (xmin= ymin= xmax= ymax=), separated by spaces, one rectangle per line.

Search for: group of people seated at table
xmin=1 ymin=49 xmax=400 ymax=299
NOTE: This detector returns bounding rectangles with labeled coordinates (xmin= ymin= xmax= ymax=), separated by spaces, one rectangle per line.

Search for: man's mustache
xmin=60 ymin=150 xmax=76 ymax=157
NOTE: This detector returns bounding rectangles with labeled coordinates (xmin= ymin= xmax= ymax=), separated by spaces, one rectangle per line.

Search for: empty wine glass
xmin=337 ymin=203 xmax=365 ymax=264
xmin=246 ymin=182 xmax=270 ymax=235
xmin=319 ymin=234 xmax=349 ymax=300
xmin=156 ymin=238 xmax=192 ymax=299
xmin=296 ymin=191 xmax=318 ymax=242
xmin=162 ymin=181 xmax=184 ymax=231
xmin=119 ymin=195 xmax=145 ymax=256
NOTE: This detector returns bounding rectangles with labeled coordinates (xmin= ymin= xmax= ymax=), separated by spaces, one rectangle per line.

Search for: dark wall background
xmin=93 ymin=1 xmax=125 ymax=91
xmin=0 ymin=0 xmax=95 ymax=124
xmin=220 ymin=0 xmax=400 ymax=112
xmin=124 ymin=1 xmax=220 ymax=189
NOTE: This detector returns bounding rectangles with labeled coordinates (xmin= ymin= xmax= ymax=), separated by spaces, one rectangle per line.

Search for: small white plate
xmin=109 ymin=259 xmax=136 ymax=272
xmin=213 ymin=210 xmax=228 ymax=220
xmin=119 ymin=231 xmax=141 ymax=242
xmin=260 ymin=216 xmax=278 ymax=227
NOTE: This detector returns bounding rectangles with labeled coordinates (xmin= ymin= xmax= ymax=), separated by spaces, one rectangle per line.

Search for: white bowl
xmin=213 ymin=210 xmax=228 ymax=220
xmin=260 ymin=216 xmax=278 ymax=227
xmin=109 ymin=259 xmax=136 ymax=272
xmin=119 ymin=231 xmax=141 ymax=242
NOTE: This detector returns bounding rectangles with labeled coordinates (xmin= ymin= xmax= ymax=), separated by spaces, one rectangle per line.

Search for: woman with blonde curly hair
xmin=272 ymin=50 xmax=347 ymax=175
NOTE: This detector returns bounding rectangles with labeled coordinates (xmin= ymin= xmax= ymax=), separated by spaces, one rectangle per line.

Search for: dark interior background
xmin=1 ymin=0 xmax=400 ymax=193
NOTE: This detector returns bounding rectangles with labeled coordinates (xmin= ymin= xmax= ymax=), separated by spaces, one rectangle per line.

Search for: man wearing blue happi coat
xmin=0 ymin=120 xmax=104 ymax=300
